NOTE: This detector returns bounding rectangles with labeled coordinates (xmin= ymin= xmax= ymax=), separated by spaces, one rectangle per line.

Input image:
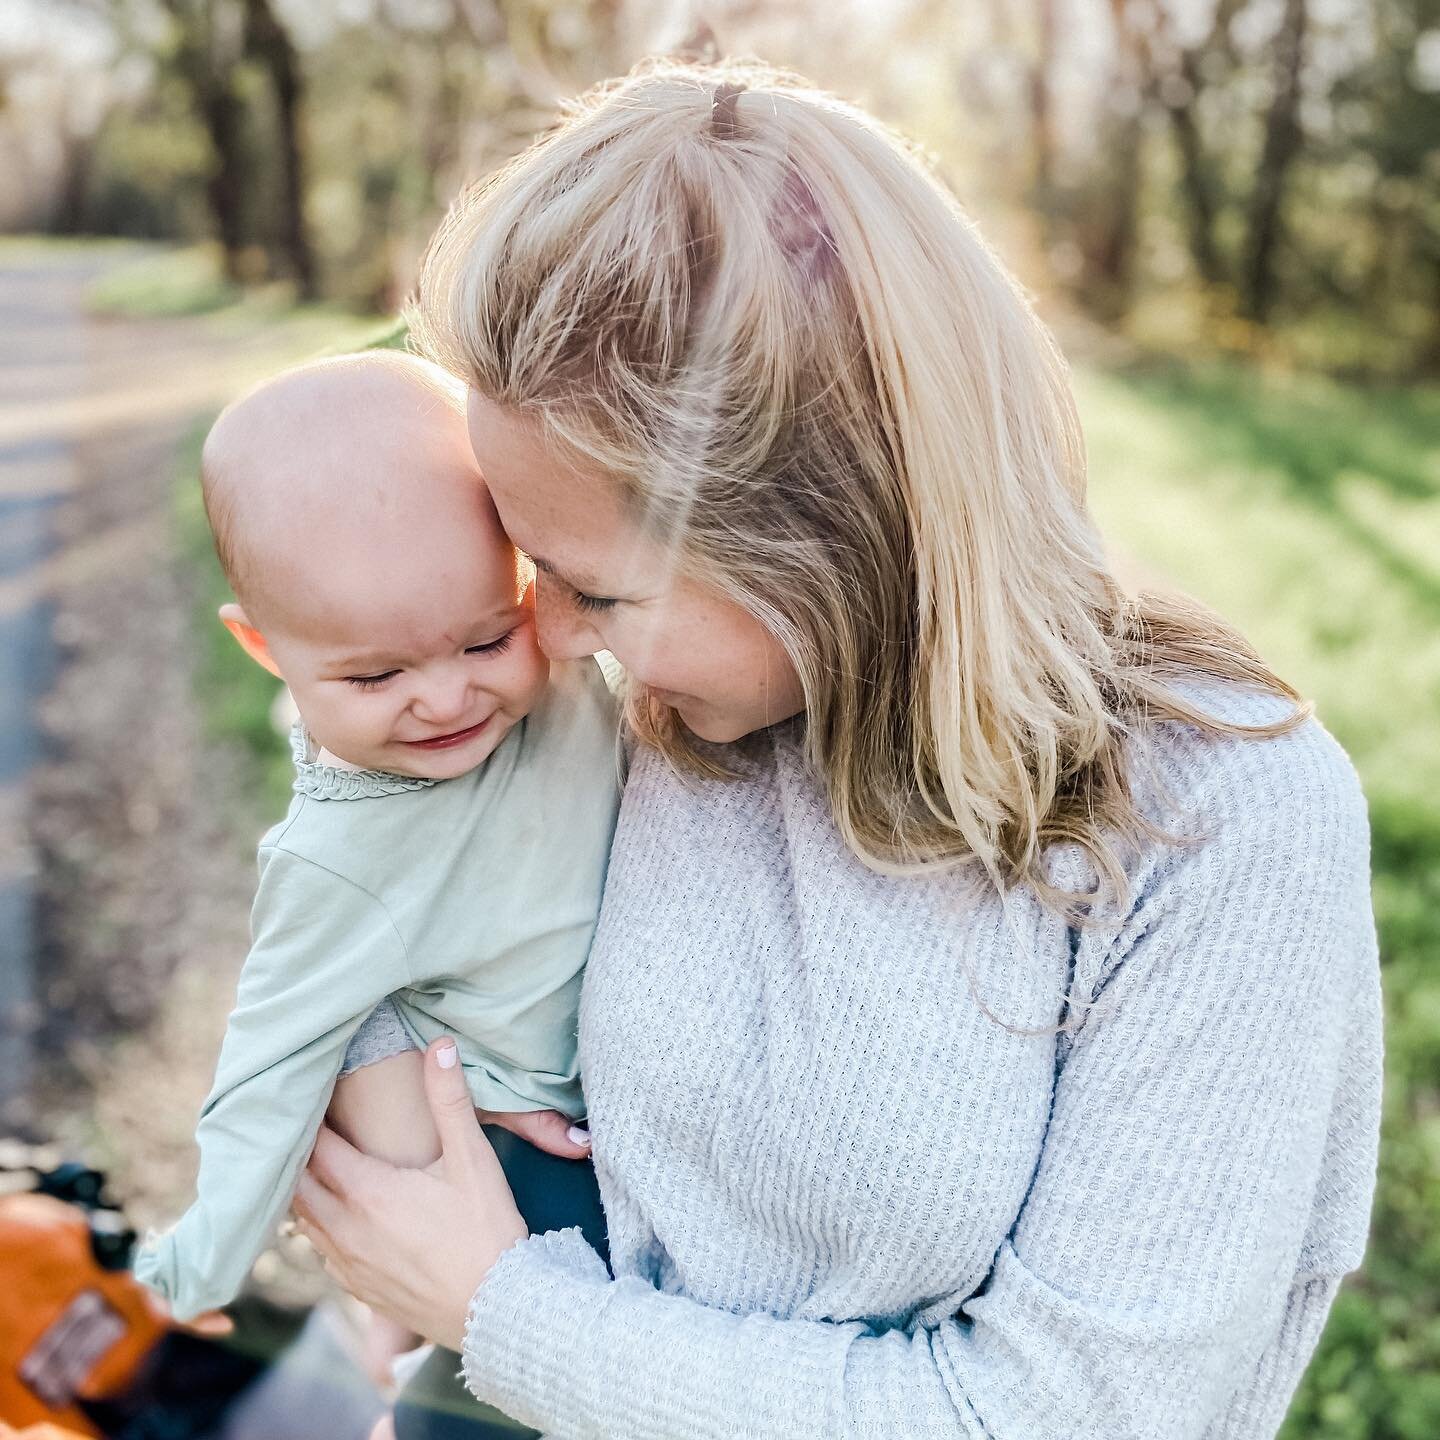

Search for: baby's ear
xmin=219 ymin=603 xmax=283 ymax=678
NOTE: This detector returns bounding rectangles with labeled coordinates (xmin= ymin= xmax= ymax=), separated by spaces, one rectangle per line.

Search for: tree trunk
xmin=1418 ymin=242 xmax=1440 ymax=375
xmin=1163 ymin=48 xmax=1223 ymax=286
xmin=1030 ymin=0 xmax=1058 ymax=223
xmin=166 ymin=2 xmax=250 ymax=285
xmin=1240 ymin=0 xmax=1308 ymax=323
xmin=1078 ymin=0 xmax=1149 ymax=320
xmin=197 ymin=79 xmax=248 ymax=281
xmin=243 ymin=0 xmax=316 ymax=299
xmin=51 ymin=133 xmax=96 ymax=236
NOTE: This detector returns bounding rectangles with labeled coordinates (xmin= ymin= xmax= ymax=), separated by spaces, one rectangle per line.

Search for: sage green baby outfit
xmin=134 ymin=656 xmax=620 ymax=1321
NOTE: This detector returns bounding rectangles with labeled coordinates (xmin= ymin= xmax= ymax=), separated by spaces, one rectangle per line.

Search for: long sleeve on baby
xmin=133 ymin=845 xmax=413 ymax=1320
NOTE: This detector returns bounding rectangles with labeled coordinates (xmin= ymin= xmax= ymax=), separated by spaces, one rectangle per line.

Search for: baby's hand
xmin=137 ymin=1284 xmax=235 ymax=1338
xmin=475 ymin=1106 xmax=591 ymax=1160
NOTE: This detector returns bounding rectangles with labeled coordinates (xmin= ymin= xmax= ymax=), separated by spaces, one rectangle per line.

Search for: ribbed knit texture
xmin=459 ymin=681 xmax=1382 ymax=1439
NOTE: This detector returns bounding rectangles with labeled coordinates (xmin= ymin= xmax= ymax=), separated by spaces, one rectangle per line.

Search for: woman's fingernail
xmin=436 ymin=1042 xmax=458 ymax=1069
xmin=567 ymin=1125 xmax=591 ymax=1147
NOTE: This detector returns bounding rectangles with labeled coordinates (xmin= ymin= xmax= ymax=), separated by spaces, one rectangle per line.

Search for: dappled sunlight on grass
xmin=1077 ymin=361 xmax=1440 ymax=798
xmin=1076 ymin=356 xmax=1440 ymax=1437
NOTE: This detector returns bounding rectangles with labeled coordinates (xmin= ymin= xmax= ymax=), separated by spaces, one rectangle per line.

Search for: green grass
xmin=1077 ymin=357 xmax=1440 ymax=1439
xmin=86 ymin=242 xmax=404 ymax=335
xmin=0 ymin=233 xmax=143 ymax=264
xmin=88 ymin=243 xmax=243 ymax=317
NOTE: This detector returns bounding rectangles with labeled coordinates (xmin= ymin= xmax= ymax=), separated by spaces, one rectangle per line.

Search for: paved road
xmin=0 ymin=249 xmax=108 ymax=1129
xmin=0 ymin=244 xmax=323 ymax=1132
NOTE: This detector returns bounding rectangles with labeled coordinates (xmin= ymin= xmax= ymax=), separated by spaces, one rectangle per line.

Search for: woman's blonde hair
xmin=410 ymin=56 xmax=1306 ymax=918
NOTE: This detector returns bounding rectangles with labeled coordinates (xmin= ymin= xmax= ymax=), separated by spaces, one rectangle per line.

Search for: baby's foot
xmin=361 ymin=1307 xmax=422 ymax=1392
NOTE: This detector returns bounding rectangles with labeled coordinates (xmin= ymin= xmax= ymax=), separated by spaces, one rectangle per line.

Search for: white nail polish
xmin=567 ymin=1125 xmax=591 ymax=1147
xmin=436 ymin=1042 xmax=458 ymax=1069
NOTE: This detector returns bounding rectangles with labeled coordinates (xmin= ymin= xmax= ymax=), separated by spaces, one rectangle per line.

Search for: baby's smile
xmin=399 ymin=716 xmax=495 ymax=751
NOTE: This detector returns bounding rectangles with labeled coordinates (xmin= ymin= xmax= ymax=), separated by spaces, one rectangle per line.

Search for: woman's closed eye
xmin=528 ymin=556 xmax=618 ymax=615
xmin=572 ymin=589 xmax=617 ymax=614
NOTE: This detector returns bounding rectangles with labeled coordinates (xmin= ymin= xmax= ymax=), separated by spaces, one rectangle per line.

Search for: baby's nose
xmin=410 ymin=671 xmax=472 ymax=726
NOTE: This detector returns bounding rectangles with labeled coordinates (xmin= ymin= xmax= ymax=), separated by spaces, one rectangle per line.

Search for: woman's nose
xmin=534 ymin=582 xmax=600 ymax=661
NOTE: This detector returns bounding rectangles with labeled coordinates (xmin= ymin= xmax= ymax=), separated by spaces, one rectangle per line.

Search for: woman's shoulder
xmin=1130 ymin=674 xmax=1371 ymax=886
xmin=1148 ymin=674 xmax=1363 ymax=805
xmin=1055 ymin=677 xmax=1380 ymax=1032
xmin=615 ymin=679 xmax=1372 ymax=911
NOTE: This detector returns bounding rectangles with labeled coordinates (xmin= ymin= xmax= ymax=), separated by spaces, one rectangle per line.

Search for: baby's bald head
xmin=202 ymin=350 xmax=489 ymax=631
xmin=202 ymin=351 xmax=549 ymax=779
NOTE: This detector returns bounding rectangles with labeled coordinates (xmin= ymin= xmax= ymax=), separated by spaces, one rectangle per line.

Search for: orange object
xmin=0 ymin=1424 xmax=97 ymax=1438
xmin=0 ymin=1192 xmax=168 ymax=1434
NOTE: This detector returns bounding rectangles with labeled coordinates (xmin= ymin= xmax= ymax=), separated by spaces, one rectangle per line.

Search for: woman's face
xmin=466 ymin=393 xmax=804 ymax=744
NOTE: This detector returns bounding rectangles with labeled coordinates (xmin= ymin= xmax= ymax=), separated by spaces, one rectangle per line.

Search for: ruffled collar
xmin=289 ymin=724 xmax=437 ymax=801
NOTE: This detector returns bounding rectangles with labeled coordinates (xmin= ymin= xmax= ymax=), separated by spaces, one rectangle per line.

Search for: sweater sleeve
xmin=457 ymin=730 xmax=1378 ymax=1440
xmin=134 ymin=845 xmax=413 ymax=1319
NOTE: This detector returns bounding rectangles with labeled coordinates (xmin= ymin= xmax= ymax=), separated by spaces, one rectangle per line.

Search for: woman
xmin=294 ymin=59 xmax=1382 ymax=1439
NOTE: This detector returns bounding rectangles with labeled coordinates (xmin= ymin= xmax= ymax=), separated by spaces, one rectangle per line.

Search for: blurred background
xmin=0 ymin=0 xmax=1436 ymax=1435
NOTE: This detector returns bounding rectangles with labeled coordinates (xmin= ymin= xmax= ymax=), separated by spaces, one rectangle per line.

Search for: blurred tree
xmin=1329 ymin=0 xmax=1440 ymax=371
xmin=1141 ymin=0 xmax=1244 ymax=289
xmin=153 ymin=0 xmax=315 ymax=292
xmin=1239 ymin=0 xmax=1309 ymax=321
xmin=1030 ymin=0 xmax=1058 ymax=220
xmin=241 ymin=0 xmax=315 ymax=296
xmin=157 ymin=0 xmax=249 ymax=276
xmin=21 ymin=0 xmax=1440 ymax=371
xmin=1079 ymin=0 xmax=1151 ymax=319
xmin=50 ymin=91 xmax=107 ymax=236
xmin=990 ymin=0 xmax=1440 ymax=372
xmin=0 ymin=18 xmax=116 ymax=235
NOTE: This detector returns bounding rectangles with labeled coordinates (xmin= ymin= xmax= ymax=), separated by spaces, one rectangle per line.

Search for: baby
xmin=133 ymin=351 xmax=620 ymax=1334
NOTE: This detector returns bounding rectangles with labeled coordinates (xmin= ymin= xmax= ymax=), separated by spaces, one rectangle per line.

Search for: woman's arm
xmin=454 ymin=974 xmax=1376 ymax=1438
xmin=299 ymin=731 xmax=1380 ymax=1439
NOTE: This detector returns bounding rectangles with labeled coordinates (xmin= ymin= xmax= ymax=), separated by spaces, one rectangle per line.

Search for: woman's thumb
xmin=423 ymin=1039 xmax=481 ymax=1153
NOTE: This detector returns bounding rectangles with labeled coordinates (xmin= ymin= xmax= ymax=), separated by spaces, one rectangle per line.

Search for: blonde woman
xmin=294 ymin=60 xmax=1382 ymax=1440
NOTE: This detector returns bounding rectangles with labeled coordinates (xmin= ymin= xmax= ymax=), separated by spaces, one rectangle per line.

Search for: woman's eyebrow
xmin=529 ymin=554 xmax=607 ymax=593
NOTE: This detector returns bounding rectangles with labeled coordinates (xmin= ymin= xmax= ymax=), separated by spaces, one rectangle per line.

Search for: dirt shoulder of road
xmin=8 ymin=242 xmax=381 ymax=1306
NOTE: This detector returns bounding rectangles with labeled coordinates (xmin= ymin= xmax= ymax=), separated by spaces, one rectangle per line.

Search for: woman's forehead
xmin=465 ymin=393 xmax=636 ymax=570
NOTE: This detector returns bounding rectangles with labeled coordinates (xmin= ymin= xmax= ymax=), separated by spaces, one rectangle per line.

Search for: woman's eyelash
xmin=345 ymin=671 xmax=398 ymax=690
xmin=466 ymin=632 xmax=514 ymax=656
xmin=573 ymin=591 xmax=617 ymax=614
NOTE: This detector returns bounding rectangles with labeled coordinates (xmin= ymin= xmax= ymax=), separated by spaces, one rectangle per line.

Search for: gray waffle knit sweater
xmin=458 ymin=680 xmax=1382 ymax=1439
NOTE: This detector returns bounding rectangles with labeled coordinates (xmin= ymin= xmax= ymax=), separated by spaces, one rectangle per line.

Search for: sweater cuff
xmin=457 ymin=1226 xmax=858 ymax=1440
xmin=459 ymin=1227 xmax=611 ymax=1427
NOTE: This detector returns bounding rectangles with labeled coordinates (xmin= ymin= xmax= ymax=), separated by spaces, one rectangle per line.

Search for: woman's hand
xmin=476 ymin=1105 xmax=591 ymax=1159
xmin=293 ymin=1038 xmax=529 ymax=1348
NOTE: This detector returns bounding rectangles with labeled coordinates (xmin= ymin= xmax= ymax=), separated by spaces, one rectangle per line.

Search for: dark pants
xmin=391 ymin=1125 xmax=609 ymax=1440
